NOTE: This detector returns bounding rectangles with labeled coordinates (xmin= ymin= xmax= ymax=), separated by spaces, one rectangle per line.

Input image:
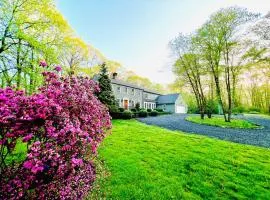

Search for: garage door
xmin=176 ymin=106 xmax=186 ymax=113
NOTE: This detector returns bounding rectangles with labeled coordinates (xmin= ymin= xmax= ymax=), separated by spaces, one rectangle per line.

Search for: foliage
xmin=108 ymin=105 xmax=119 ymax=114
xmin=186 ymin=116 xmax=259 ymax=129
xmin=118 ymin=108 xmax=125 ymax=112
xmin=149 ymin=110 xmax=158 ymax=116
xmin=0 ymin=0 xmax=106 ymax=95
xmin=130 ymin=108 xmax=137 ymax=112
xmin=206 ymin=99 xmax=219 ymax=117
xmin=154 ymin=108 xmax=164 ymax=112
xmin=138 ymin=110 xmax=148 ymax=117
xmin=0 ymin=0 xmax=71 ymax=93
xmin=0 ymin=69 xmax=111 ymax=199
xmin=170 ymin=7 xmax=265 ymax=121
xmin=248 ymin=107 xmax=261 ymax=113
xmin=97 ymin=63 xmax=118 ymax=113
xmin=110 ymin=111 xmax=134 ymax=120
xmin=232 ymin=106 xmax=246 ymax=114
xmin=122 ymin=110 xmax=133 ymax=120
xmin=135 ymin=102 xmax=140 ymax=111
xmin=147 ymin=109 xmax=152 ymax=112
xmin=60 ymin=36 xmax=89 ymax=76
xmin=90 ymin=120 xmax=270 ymax=199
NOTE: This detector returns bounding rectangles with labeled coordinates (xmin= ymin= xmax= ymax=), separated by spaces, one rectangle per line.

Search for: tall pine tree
xmin=97 ymin=63 xmax=118 ymax=112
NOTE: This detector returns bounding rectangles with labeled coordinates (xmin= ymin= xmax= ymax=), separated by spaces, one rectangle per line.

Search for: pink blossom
xmin=39 ymin=60 xmax=47 ymax=67
xmin=0 ymin=70 xmax=111 ymax=199
xmin=23 ymin=160 xmax=34 ymax=169
xmin=22 ymin=134 xmax=33 ymax=142
xmin=71 ymin=158 xmax=83 ymax=166
xmin=31 ymin=166 xmax=44 ymax=174
xmin=54 ymin=65 xmax=62 ymax=72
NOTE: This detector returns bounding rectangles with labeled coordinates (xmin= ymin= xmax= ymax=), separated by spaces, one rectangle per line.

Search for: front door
xmin=124 ymin=99 xmax=128 ymax=109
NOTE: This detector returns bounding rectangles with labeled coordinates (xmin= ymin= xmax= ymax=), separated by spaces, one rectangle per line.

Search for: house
xmin=110 ymin=73 xmax=187 ymax=113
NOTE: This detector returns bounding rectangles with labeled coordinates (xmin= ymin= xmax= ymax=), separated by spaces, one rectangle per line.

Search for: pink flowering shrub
xmin=0 ymin=70 xmax=111 ymax=199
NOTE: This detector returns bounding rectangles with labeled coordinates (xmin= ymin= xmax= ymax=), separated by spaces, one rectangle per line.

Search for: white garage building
xmin=156 ymin=93 xmax=187 ymax=114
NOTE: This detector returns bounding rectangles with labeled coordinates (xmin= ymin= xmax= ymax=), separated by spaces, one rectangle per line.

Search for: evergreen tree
xmin=97 ymin=63 xmax=118 ymax=112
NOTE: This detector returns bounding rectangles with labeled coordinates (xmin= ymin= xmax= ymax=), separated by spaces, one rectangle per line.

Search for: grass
xmin=5 ymin=140 xmax=27 ymax=165
xmin=89 ymin=120 xmax=270 ymax=199
xmin=186 ymin=115 xmax=259 ymax=129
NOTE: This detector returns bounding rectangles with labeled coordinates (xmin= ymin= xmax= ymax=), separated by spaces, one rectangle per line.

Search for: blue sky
xmin=56 ymin=0 xmax=269 ymax=84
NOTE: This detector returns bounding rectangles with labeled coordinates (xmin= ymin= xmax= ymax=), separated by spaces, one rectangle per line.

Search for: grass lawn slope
xmin=186 ymin=115 xmax=259 ymax=129
xmin=90 ymin=120 xmax=270 ymax=199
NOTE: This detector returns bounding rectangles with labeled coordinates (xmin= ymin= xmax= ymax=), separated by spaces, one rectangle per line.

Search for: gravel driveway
xmin=138 ymin=114 xmax=270 ymax=148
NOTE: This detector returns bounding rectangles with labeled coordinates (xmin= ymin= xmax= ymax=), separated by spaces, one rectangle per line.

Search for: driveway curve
xmin=138 ymin=114 xmax=270 ymax=148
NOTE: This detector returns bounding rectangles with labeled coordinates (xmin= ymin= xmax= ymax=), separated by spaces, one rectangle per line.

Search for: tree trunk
xmin=213 ymin=70 xmax=228 ymax=122
xmin=16 ymin=39 xmax=22 ymax=90
xmin=29 ymin=48 xmax=34 ymax=94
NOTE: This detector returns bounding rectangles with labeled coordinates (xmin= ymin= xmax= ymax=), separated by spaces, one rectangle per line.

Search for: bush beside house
xmin=97 ymin=63 xmax=118 ymax=114
xmin=0 ymin=68 xmax=111 ymax=199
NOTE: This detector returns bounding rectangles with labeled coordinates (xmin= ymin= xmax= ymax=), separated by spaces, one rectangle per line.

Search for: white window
xmin=144 ymin=102 xmax=147 ymax=109
xmin=131 ymin=88 xmax=135 ymax=95
xmin=117 ymin=86 xmax=121 ymax=93
xmin=125 ymin=87 xmax=128 ymax=93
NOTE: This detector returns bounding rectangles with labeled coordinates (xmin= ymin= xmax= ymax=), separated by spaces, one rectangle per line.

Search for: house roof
xmin=156 ymin=93 xmax=180 ymax=104
xmin=110 ymin=79 xmax=161 ymax=95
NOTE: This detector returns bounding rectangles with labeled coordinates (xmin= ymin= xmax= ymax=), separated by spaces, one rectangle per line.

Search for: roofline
xmin=160 ymin=93 xmax=180 ymax=97
xmin=111 ymin=80 xmax=143 ymax=90
xmin=111 ymin=79 xmax=162 ymax=95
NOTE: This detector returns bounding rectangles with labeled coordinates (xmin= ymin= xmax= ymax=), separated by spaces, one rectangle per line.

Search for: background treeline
xmin=0 ymin=0 xmax=166 ymax=95
xmin=170 ymin=7 xmax=270 ymax=121
xmin=0 ymin=0 xmax=106 ymax=94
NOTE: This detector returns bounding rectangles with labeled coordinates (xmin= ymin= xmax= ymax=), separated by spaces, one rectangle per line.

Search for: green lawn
xmin=89 ymin=120 xmax=270 ymax=199
xmin=5 ymin=140 xmax=27 ymax=165
xmin=186 ymin=115 xmax=259 ymax=129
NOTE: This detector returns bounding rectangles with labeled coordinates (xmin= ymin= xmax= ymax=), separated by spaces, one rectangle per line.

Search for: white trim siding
xmin=144 ymin=102 xmax=156 ymax=110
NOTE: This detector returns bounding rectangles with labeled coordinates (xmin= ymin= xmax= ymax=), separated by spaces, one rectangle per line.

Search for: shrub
xmin=232 ymin=106 xmax=246 ymax=114
xmin=206 ymin=99 xmax=219 ymax=116
xmin=119 ymin=107 xmax=125 ymax=112
xmin=249 ymin=107 xmax=261 ymax=113
xmin=155 ymin=108 xmax=163 ymax=112
xmin=149 ymin=110 xmax=158 ymax=116
xmin=130 ymin=108 xmax=137 ymax=112
xmin=138 ymin=110 xmax=148 ymax=117
xmin=109 ymin=105 xmax=119 ymax=114
xmin=147 ymin=108 xmax=152 ymax=112
xmin=249 ymin=111 xmax=260 ymax=114
xmin=135 ymin=102 xmax=140 ymax=111
xmin=159 ymin=112 xmax=171 ymax=115
xmin=0 ymin=70 xmax=111 ymax=199
xmin=187 ymin=105 xmax=200 ymax=114
xmin=122 ymin=110 xmax=133 ymax=119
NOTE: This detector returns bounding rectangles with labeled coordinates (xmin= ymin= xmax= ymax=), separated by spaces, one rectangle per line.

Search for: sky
xmin=56 ymin=0 xmax=270 ymax=84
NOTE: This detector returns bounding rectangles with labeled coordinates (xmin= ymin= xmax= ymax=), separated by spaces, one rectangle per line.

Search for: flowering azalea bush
xmin=0 ymin=64 xmax=111 ymax=199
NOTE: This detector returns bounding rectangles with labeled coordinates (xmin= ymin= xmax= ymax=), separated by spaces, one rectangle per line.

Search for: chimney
xmin=112 ymin=72 xmax=118 ymax=79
